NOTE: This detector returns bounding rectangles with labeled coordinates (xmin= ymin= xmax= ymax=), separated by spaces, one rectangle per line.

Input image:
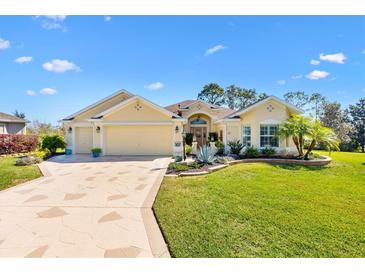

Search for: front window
xmin=260 ymin=125 xmax=279 ymax=147
xmin=190 ymin=118 xmax=207 ymax=125
xmin=242 ymin=126 xmax=251 ymax=147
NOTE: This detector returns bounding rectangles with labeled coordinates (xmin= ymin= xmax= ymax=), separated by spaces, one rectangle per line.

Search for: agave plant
xmin=196 ymin=144 xmax=217 ymax=164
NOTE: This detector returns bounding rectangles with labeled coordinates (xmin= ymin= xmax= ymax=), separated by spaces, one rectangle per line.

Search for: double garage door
xmin=104 ymin=125 xmax=173 ymax=156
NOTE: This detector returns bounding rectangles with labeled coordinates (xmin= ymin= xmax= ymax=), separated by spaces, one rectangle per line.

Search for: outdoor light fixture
xmin=175 ymin=125 xmax=179 ymax=133
xmin=68 ymin=127 xmax=72 ymax=133
xmin=96 ymin=126 xmax=101 ymax=133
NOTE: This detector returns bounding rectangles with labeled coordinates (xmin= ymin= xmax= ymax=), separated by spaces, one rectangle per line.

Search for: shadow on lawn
xmin=272 ymin=164 xmax=328 ymax=171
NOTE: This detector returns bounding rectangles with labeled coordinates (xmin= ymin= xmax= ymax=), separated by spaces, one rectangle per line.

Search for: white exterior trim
xmin=102 ymin=121 xmax=174 ymax=126
xmin=93 ymin=95 xmax=182 ymax=119
xmin=259 ymin=119 xmax=282 ymax=124
xmin=61 ymin=89 xmax=133 ymax=121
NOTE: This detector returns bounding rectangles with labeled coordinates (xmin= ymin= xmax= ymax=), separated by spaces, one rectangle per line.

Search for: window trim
xmin=242 ymin=124 xmax=251 ymax=147
xmin=0 ymin=123 xmax=6 ymax=134
xmin=260 ymin=124 xmax=279 ymax=148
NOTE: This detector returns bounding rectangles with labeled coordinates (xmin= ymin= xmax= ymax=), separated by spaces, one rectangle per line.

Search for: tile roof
xmin=164 ymin=100 xmax=235 ymax=119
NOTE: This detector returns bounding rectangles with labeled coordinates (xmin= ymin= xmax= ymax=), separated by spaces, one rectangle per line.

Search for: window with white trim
xmin=260 ymin=124 xmax=279 ymax=147
xmin=242 ymin=125 xmax=251 ymax=147
xmin=0 ymin=123 xmax=6 ymax=134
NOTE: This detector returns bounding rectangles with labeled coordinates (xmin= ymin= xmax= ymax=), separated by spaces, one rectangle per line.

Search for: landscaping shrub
xmin=339 ymin=142 xmax=358 ymax=152
xmin=30 ymin=149 xmax=51 ymax=160
xmin=0 ymin=134 xmax=38 ymax=155
xmin=245 ymin=146 xmax=260 ymax=158
xmin=185 ymin=144 xmax=192 ymax=155
xmin=228 ymin=139 xmax=243 ymax=155
xmin=260 ymin=147 xmax=276 ymax=157
xmin=40 ymin=134 xmax=66 ymax=154
xmin=168 ymin=162 xmax=203 ymax=172
xmin=184 ymin=133 xmax=193 ymax=146
xmin=215 ymin=140 xmax=225 ymax=155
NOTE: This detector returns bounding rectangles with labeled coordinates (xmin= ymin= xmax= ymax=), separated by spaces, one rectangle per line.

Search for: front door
xmin=191 ymin=127 xmax=207 ymax=147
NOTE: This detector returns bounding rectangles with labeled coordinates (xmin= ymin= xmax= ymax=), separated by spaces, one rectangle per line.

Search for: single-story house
xmin=61 ymin=90 xmax=302 ymax=156
xmin=0 ymin=112 xmax=28 ymax=135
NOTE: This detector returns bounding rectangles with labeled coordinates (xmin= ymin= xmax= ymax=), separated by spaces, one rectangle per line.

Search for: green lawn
xmin=0 ymin=157 xmax=42 ymax=191
xmin=154 ymin=151 xmax=365 ymax=257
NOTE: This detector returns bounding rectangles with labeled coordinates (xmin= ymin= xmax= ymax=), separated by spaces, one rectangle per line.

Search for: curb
xmin=165 ymin=156 xmax=332 ymax=177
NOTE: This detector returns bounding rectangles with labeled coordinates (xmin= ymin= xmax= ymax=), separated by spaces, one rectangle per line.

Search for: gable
xmin=103 ymin=98 xmax=174 ymax=122
xmin=239 ymin=99 xmax=290 ymax=124
xmin=66 ymin=91 xmax=131 ymax=121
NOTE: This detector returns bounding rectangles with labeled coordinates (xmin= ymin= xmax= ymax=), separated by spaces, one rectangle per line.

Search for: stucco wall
xmin=237 ymin=99 xmax=294 ymax=149
xmin=104 ymin=100 xmax=171 ymax=122
xmin=73 ymin=93 xmax=130 ymax=121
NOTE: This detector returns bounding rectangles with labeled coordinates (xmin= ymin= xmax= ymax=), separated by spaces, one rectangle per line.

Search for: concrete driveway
xmin=0 ymin=155 xmax=171 ymax=258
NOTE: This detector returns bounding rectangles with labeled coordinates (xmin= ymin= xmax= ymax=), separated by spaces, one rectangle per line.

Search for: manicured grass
xmin=154 ymin=151 xmax=365 ymax=257
xmin=0 ymin=156 xmax=42 ymax=191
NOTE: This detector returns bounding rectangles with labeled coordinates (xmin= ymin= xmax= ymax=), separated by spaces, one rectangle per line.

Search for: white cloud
xmin=42 ymin=59 xmax=80 ymax=73
xmin=35 ymin=16 xmax=67 ymax=31
xmin=291 ymin=75 xmax=303 ymax=80
xmin=43 ymin=16 xmax=67 ymax=21
xmin=40 ymin=88 xmax=57 ymax=95
xmin=310 ymin=59 xmax=320 ymax=65
xmin=205 ymin=45 xmax=226 ymax=56
xmin=14 ymin=56 xmax=33 ymax=64
xmin=0 ymin=38 xmax=10 ymax=49
xmin=104 ymin=16 xmax=112 ymax=22
xmin=144 ymin=82 xmax=164 ymax=90
xmin=26 ymin=90 xmax=36 ymax=96
xmin=277 ymin=80 xmax=286 ymax=85
xmin=319 ymin=52 xmax=347 ymax=64
xmin=306 ymin=70 xmax=330 ymax=80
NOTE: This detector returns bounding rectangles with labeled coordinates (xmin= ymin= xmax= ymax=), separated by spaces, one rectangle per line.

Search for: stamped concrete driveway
xmin=0 ymin=155 xmax=170 ymax=258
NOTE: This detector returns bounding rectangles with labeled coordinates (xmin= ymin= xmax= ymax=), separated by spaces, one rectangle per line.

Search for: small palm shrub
xmin=196 ymin=145 xmax=216 ymax=164
xmin=261 ymin=147 xmax=276 ymax=157
xmin=41 ymin=134 xmax=66 ymax=154
xmin=228 ymin=139 xmax=243 ymax=155
xmin=215 ymin=140 xmax=225 ymax=155
xmin=245 ymin=146 xmax=260 ymax=158
xmin=185 ymin=144 xmax=192 ymax=155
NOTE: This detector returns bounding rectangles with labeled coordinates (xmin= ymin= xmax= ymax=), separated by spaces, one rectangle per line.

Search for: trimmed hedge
xmin=0 ymin=134 xmax=38 ymax=155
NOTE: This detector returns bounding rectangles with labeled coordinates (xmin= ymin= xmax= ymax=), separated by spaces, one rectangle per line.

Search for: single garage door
xmin=104 ymin=125 xmax=172 ymax=155
xmin=76 ymin=127 xmax=93 ymax=154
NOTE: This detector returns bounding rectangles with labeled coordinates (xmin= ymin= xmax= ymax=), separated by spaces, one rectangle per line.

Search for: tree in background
xmin=284 ymin=91 xmax=310 ymax=111
xmin=309 ymin=92 xmax=327 ymax=119
xmin=225 ymin=85 xmax=268 ymax=110
xmin=13 ymin=110 xmax=26 ymax=119
xmin=197 ymin=83 xmax=225 ymax=106
xmin=349 ymin=98 xmax=365 ymax=152
xmin=320 ymin=102 xmax=353 ymax=145
xmin=27 ymin=120 xmax=64 ymax=136
xmin=284 ymin=91 xmax=327 ymax=118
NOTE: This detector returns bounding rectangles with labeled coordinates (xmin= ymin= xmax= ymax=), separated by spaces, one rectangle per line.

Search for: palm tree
xmin=280 ymin=114 xmax=339 ymax=159
xmin=279 ymin=114 xmax=311 ymax=157
xmin=304 ymin=119 xmax=339 ymax=159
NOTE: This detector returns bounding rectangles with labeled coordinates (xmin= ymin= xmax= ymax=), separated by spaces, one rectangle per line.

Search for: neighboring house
xmin=0 ymin=112 xmax=28 ymax=135
xmin=61 ymin=90 xmax=302 ymax=156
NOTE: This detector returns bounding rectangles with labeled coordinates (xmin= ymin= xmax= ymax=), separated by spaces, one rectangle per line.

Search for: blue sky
xmin=0 ymin=16 xmax=364 ymax=124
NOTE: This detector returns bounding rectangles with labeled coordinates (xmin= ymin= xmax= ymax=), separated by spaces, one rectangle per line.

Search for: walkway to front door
xmin=0 ymin=155 xmax=170 ymax=258
xmin=191 ymin=127 xmax=207 ymax=147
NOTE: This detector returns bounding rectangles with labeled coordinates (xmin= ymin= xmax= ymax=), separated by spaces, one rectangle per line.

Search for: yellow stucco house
xmin=61 ymin=89 xmax=302 ymax=156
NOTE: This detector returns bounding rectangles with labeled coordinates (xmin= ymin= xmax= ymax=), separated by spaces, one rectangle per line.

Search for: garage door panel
xmin=105 ymin=126 xmax=172 ymax=156
xmin=76 ymin=127 xmax=93 ymax=154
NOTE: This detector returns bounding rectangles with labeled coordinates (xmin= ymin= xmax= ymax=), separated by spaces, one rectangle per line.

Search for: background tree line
xmin=197 ymin=83 xmax=365 ymax=152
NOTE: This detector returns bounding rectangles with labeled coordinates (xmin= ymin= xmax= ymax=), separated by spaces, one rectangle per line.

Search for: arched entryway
xmin=186 ymin=113 xmax=212 ymax=147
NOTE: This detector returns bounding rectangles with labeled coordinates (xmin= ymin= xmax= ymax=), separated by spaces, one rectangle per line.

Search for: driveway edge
xmin=141 ymin=159 xmax=171 ymax=258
